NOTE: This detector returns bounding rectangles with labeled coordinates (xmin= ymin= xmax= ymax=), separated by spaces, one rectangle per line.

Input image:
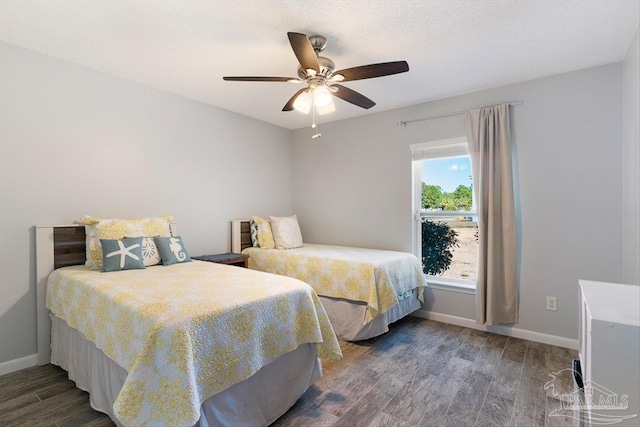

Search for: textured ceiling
xmin=1 ymin=1 xmax=638 ymax=130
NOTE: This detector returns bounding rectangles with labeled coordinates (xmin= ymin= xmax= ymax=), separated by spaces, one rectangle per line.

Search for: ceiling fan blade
xmin=282 ymin=88 xmax=308 ymax=111
xmin=333 ymin=61 xmax=409 ymax=82
xmin=223 ymin=76 xmax=296 ymax=82
xmin=331 ymin=84 xmax=376 ymax=109
xmin=287 ymin=32 xmax=320 ymax=74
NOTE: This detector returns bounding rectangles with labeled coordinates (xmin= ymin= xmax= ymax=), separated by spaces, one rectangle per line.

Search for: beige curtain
xmin=465 ymin=104 xmax=518 ymax=325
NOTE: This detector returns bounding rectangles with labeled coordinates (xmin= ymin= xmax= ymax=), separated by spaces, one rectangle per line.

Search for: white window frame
xmin=411 ymin=137 xmax=477 ymax=294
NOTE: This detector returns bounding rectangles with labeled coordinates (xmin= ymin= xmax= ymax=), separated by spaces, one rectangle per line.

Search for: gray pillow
xmin=100 ymin=237 xmax=146 ymax=272
xmin=250 ymin=219 xmax=260 ymax=247
xmin=154 ymin=236 xmax=192 ymax=265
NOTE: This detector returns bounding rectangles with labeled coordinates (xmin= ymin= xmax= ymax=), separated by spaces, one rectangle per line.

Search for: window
xmin=411 ymin=137 xmax=477 ymax=290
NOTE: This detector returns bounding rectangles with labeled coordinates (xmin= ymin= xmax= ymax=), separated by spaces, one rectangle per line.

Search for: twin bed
xmin=36 ymin=217 xmax=426 ymax=426
xmin=231 ymin=219 xmax=426 ymax=341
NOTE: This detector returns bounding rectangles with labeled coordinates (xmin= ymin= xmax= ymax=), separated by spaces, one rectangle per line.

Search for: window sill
xmin=425 ymin=276 xmax=476 ymax=295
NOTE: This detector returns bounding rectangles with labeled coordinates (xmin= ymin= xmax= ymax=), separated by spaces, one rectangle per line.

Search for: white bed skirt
xmin=50 ymin=315 xmax=321 ymax=427
xmin=318 ymin=291 xmax=421 ymax=341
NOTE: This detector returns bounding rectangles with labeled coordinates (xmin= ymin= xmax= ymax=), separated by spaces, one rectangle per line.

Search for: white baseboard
xmin=0 ymin=353 xmax=38 ymax=376
xmin=412 ymin=309 xmax=579 ymax=350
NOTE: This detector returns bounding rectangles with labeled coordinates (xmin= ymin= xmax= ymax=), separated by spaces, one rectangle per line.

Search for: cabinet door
xmin=590 ymin=321 xmax=640 ymax=426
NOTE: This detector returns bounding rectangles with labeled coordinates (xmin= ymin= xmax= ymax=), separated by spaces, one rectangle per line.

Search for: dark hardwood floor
xmin=273 ymin=317 xmax=579 ymax=426
xmin=0 ymin=363 xmax=113 ymax=426
xmin=0 ymin=317 xmax=578 ymax=426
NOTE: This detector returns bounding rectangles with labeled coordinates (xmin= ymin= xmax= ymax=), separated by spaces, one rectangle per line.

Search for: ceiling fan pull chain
xmin=312 ymin=98 xmax=317 ymax=129
xmin=311 ymin=98 xmax=322 ymax=139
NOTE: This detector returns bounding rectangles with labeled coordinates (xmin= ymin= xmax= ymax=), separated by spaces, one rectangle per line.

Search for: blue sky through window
xmin=422 ymin=156 xmax=473 ymax=192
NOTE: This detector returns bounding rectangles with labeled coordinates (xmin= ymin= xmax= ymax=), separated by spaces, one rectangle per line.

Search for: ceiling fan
xmin=223 ymin=32 xmax=409 ymax=135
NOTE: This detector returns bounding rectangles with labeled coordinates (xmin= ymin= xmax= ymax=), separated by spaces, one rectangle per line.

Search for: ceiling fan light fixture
xmin=293 ymin=90 xmax=312 ymax=113
xmin=318 ymin=99 xmax=336 ymax=115
xmin=313 ymin=85 xmax=332 ymax=108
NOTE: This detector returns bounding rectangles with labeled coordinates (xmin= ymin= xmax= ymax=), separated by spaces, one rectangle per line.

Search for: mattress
xmin=243 ymin=243 xmax=426 ymax=322
xmin=46 ymin=261 xmax=342 ymax=426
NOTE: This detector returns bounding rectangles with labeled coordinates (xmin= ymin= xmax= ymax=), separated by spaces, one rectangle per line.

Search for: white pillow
xmin=269 ymin=215 xmax=303 ymax=249
xmin=140 ymin=237 xmax=162 ymax=266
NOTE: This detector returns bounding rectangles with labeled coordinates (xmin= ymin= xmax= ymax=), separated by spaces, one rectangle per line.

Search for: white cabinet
xmin=579 ymin=280 xmax=640 ymax=426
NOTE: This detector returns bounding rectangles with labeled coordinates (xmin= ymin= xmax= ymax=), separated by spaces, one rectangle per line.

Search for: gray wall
xmin=1 ymin=34 xmax=635 ymax=366
xmin=292 ymin=63 xmax=624 ymax=341
xmin=622 ymin=29 xmax=640 ymax=285
xmin=0 ymin=42 xmax=293 ymax=365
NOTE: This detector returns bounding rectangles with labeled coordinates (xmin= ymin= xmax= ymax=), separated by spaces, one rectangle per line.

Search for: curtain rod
xmin=397 ymin=100 xmax=523 ymax=127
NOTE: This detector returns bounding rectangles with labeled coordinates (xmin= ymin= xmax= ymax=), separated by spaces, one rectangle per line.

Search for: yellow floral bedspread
xmin=46 ymin=261 xmax=342 ymax=426
xmin=243 ymin=244 xmax=426 ymax=322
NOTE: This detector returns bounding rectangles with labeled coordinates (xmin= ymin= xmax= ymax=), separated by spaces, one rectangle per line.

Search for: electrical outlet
xmin=546 ymin=296 xmax=557 ymax=311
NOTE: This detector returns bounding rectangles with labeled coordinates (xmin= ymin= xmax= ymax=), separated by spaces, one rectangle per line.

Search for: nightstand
xmin=192 ymin=252 xmax=249 ymax=268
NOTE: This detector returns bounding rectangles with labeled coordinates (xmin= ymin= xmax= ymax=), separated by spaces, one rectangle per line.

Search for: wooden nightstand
xmin=192 ymin=252 xmax=249 ymax=268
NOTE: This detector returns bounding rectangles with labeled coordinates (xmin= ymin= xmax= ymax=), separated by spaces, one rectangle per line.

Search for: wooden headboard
xmin=35 ymin=222 xmax=178 ymax=365
xmin=231 ymin=220 xmax=252 ymax=253
xmin=35 ymin=225 xmax=86 ymax=365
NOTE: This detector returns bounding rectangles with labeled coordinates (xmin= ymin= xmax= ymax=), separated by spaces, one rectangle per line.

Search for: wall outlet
xmin=546 ymin=296 xmax=558 ymax=311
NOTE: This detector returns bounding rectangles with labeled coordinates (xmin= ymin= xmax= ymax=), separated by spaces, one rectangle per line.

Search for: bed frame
xmin=35 ymin=223 xmax=177 ymax=365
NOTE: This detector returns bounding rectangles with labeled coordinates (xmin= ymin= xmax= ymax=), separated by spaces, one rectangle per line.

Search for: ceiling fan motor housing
xmin=298 ymin=56 xmax=335 ymax=79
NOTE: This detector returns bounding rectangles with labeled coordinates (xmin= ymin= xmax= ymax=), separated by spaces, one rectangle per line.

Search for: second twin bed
xmin=232 ymin=219 xmax=427 ymax=341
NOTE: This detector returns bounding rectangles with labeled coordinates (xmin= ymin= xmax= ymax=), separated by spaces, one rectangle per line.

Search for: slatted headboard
xmin=231 ymin=220 xmax=252 ymax=253
xmin=35 ymin=225 xmax=86 ymax=365
xmin=35 ymin=222 xmax=177 ymax=365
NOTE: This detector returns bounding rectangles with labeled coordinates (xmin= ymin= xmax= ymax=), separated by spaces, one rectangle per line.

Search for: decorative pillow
xmin=270 ymin=215 xmax=304 ymax=249
xmin=81 ymin=215 xmax=173 ymax=270
xmin=249 ymin=219 xmax=260 ymax=247
xmin=140 ymin=237 xmax=161 ymax=266
xmin=100 ymin=237 xmax=146 ymax=272
xmin=154 ymin=236 xmax=192 ymax=265
xmin=252 ymin=216 xmax=275 ymax=249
